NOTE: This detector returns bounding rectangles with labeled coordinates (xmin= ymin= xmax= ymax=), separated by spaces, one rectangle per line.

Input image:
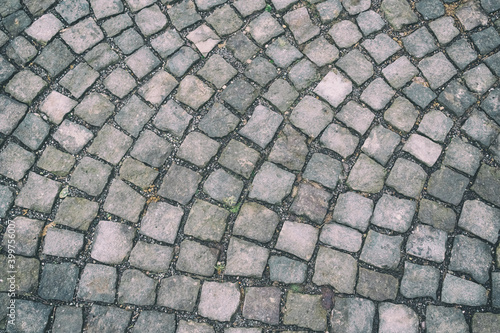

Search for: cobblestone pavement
xmin=1 ymin=0 xmax=500 ymax=332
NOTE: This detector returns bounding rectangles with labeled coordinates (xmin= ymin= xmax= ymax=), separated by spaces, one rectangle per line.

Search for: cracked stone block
xmin=379 ymin=303 xmax=419 ymax=333
xmin=3 ymin=10 xmax=32 ymax=36
xmin=219 ymin=140 xmax=259 ymax=179
xmin=438 ymin=80 xmax=476 ymax=116
xmin=104 ymin=179 xmax=145 ymax=222
xmin=331 ymin=297 xmax=375 ymax=333
xmin=233 ymin=0 xmax=265 ymax=16
xmin=139 ymin=202 xmax=183 ymax=243
xmin=133 ymin=311 xmax=175 ymax=333
xmin=248 ymin=11 xmax=284 ymax=45
xmin=418 ymin=199 xmax=456 ymax=232
xmin=243 ymin=287 xmax=280 ymax=325
xmin=199 ymin=103 xmax=239 ymax=139
xmin=198 ymin=55 xmax=237 ymax=89
xmin=53 ymin=120 xmax=93 ymax=154
xmin=6 ymin=36 xmax=37 ymax=66
xmin=402 ymin=27 xmax=438 ymax=58
xmin=226 ymin=32 xmax=259 ymax=62
xmin=464 ymin=64 xmax=496 ymax=95
xmin=104 ymin=68 xmax=137 ymax=98
xmin=481 ymin=88 xmax=500 ymax=125
xmin=459 ymin=199 xmax=500 ymax=244
xmin=269 ymin=125 xmax=308 ymax=170
xmin=154 ymin=100 xmax=192 ymax=137
xmin=54 ymin=197 xmax=98 ymax=231
xmin=443 ymin=137 xmax=482 ymax=176
xmin=244 ymin=56 xmax=278 ymax=86
xmin=266 ymin=37 xmax=303 ymax=68
xmin=313 ymin=246 xmax=357 ymax=293
xmin=84 ymin=43 xmax=120 ymax=71
xmin=0 ymin=256 xmax=39 ymax=294
xmin=69 ymin=156 xmax=112 ymax=196
xmin=138 ymin=70 xmax=177 ymax=106
xmin=177 ymin=132 xmax=220 ymax=167
xmin=1 ymin=217 xmax=43 ymax=256
xmin=329 ymin=20 xmax=362 ymax=48
xmin=125 ymin=47 xmax=160 ymax=79
xmin=52 ymin=306 xmax=83 ymax=333
xmin=384 ymin=97 xmax=418 ymax=133
xmin=239 ymin=105 xmax=283 ymax=148
xmin=406 ymin=224 xmax=447 ymax=262
xmin=400 ymin=261 xmax=440 ymax=299
xmin=198 ymin=282 xmax=240 ymax=322
xmin=382 ymin=56 xmax=418 ymax=89
xmin=59 ymin=63 xmax=99 ymax=98
xmin=61 ymin=17 xmax=104 ymax=53
xmin=5 ymin=70 xmax=47 ymax=104
xmin=0 ymin=185 xmax=14 ymax=218
xmin=114 ymin=28 xmax=144 ymax=54
xmin=91 ymin=221 xmax=135 ymax=264
xmin=117 ymin=269 xmax=156 ymax=306
xmin=303 ymin=36 xmax=339 ymax=67
xmin=361 ymin=78 xmax=395 ymax=111
xmin=403 ymin=133 xmax=442 ymax=167
xmin=101 ymin=12 xmax=133 ymax=37
xmin=462 ymin=109 xmax=500 ymax=147
xmin=187 ymin=24 xmax=220 ymax=57
xmin=360 ymin=230 xmax=403 ymax=269
xmin=372 ymin=194 xmax=416 ymax=233
xmin=290 ymin=183 xmax=331 ymax=224
xmin=86 ymin=305 xmax=131 ymax=333
xmin=417 ymin=109 xmax=453 ymax=143
xmin=15 ymin=172 xmax=61 ymax=213
xmin=314 ymin=70 xmax=352 ymax=108
xmin=176 ymin=239 xmax=219 ymax=276
xmin=119 ymin=157 xmax=158 ymax=189
xmin=176 ymin=75 xmax=214 ymax=111
xmin=184 ymin=199 xmax=229 ymax=242
xmin=386 ymin=158 xmax=426 ymax=198
xmin=275 ymin=221 xmax=318 ymax=260
xmin=317 ymin=0 xmax=343 ymax=23
xmin=356 ymin=267 xmax=399 ymax=301
xmin=289 ymin=58 xmax=319 ymax=91
xmin=416 ymin=0 xmax=444 ymax=19
xmin=129 ymin=241 xmax=173 ymax=273
xmin=429 ymin=16 xmax=460 ymax=45
xmin=233 ymin=202 xmax=279 ymax=243
xmin=166 ymin=46 xmax=200 ymax=77
xmin=419 ymin=53 xmax=457 ymax=89
xmin=38 ymin=262 xmax=78 ymax=301
xmin=335 ymin=101 xmax=374 ymax=135
xmin=403 ymin=81 xmax=437 ymax=109
xmin=42 ymin=227 xmax=84 ymax=258
xmin=428 ymin=167 xmax=469 ymax=205
xmin=168 ymin=0 xmax=201 ymax=30
xmin=284 ymin=7 xmax=319 ymax=45
xmin=472 ymin=27 xmax=500 ymax=55
xmin=283 ymin=292 xmax=327 ymax=331
xmin=347 ymin=154 xmax=387 ymax=193
xmin=40 ymin=144 xmax=79 ymax=176
xmin=446 ymin=38 xmax=477 ymax=70
xmin=426 ymin=305 xmax=468 ymax=333
xmin=337 ymin=49 xmax=373 ymax=86
xmin=6 ymin=300 xmax=52 ymax=333
xmin=157 ymin=275 xmax=200 ymax=311
xmin=441 ymin=274 xmax=487 ymax=306
xmin=362 ymin=33 xmax=401 ymax=64
xmin=88 ymin=125 xmax=133 ymax=165
xmin=226 ymin=237 xmax=270 ymax=278
xmin=135 ymin=5 xmax=166 ymax=36
xmin=130 ymin=130 xmax=173 ymax=167
xmin=263 ymin=79 xmax=299 ymax=112
xmin=249 ymin=162 xmax=295 ymax=205
xmin=151 ymin=29 xmax=184 ymax=59
xmin=332 ymin=192 xmax=373 ymax=232
xmin=269 ymin=255 xmax=307 ymax=283
xmin=206 ymin=4 xmax=243 ymax=36
xmin=0 ymin=142 xmax=35 ymax=181
xmin=159 ymin=163 xmax=201 ymax=205
xmin=449 ymin=234 xmax=492 ymax=283
xmin=74 ymin=92 xmax=114 ymax=127
xmin=90 ymin=0 xmax=123 ymax=19
xmin=381 ymin=0 xmax=418 ymax=30
xmin=39 ymin=91 xmax=77 ymax=125
xmin=303 ymin=153 xmax=342 ymax=189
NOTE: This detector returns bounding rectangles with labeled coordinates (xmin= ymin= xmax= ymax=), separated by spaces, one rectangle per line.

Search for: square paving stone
xmin=371 ymin=194 xmax=416 ymax=233
xmin=88 ymin=125 xmax=132 ymax=165
xmin=284 ymin=7 xmax=319 ymax=45
xmin=113 ymin=28 xmax=144 ymax=55
xmin=275 ymin=221 xmax=318 ymax=260
xmin=249 ymin=162 xmax=295 ymax=205
xmin=101 ymin=12 xmax=133 ymax=37
xmin=86 ymin=305 xmax=131 ymax=333
xmin=198 ymin=55 xmax=237 ymax=89
xmin=151 ymin=29 xmax=184 ymax=59
xmin=446 ymin=38 xmax=478 ymax=70
xmin=176 ymin=240 xmax=219 ymax=276
xmin=119 ymin=157 xmax=158 ymax=189
xmin=233 ymin=0 xmax=265 ymax=16
xmin=314 ymin=70 xmax=352 ymax=108
xmin=426 ymin=305 xmax=469 ymax=333
xmin=199 ymin=103 xmax=239 ymax=138
xmin=225 ymin=237 xmax=270 ymax=278
xmin=360 ymin=230 xmax=403 ymax=269
xmin=74 ymin=92 xmax=114 ymax=127
xmin=184 ymin=199 xmax=229 ymax=242
xmin=39 ymin=91 xmax=77 ymax=125
xmin=288 ymin=58 xmax=319 ymax=91
xmin=104 ymin=179 xmax=146 ymax=222
xmin=219 ymin=140 xmax=259 ymax=179
xmin=418 ymin=53 xmax=457 ymax=89
xmin=233 ymin=202 xmax=279 ymax=243
xmin=379 ymin=303 xmax=419 ymax=333
xmin=362 ymin=126 xmax=401 ymax=165
xmin=427 ymin=167 xmax=469 ymax=205
xmin=331 ymin=297 xmax=375 ymax=333
xmin=441 ymin=274 xmax=487 ymax=306
xmin=382 ymin=56 xmax=419 ymax=89
xmin=54 ymin=197 xmax=98 ymax=231
xmin=417 ymin=109 xmax=453 ymax=143
xmin=245 ymin=56 xmax=279 ymax=87
xmin=165 ymin=46 xmax=200 ymax=78
xmin=157 ymin=275 xmax=200 ymax=311
xmin=0 ymin=185 xmax=14 ymax=218
xmin=177 ymin=132 xmax=220 ymax=168
xmin=485 ymin=51 xmax=500 ymax=75
xmin=1 ymin=217 xmax=43 ymax=256
xmin=418 ymin=198 xmax=456 ymax=232
xmin=1 ymin=0 xmax=22 ymax=17
xmin=0 ymin=95 xmax=26 ymax=135
xmin=84 ymin=43 xmax=120 ymax=71
xmin=0 ymin=255 xmax=39 ymax=294
xmin=381 ymin=0 xmax=418 ymax=30
xmin=243 ymin=288 xmax=281 ymax=325
xmin=303 ymin=36 xmax=339 ymax=67
xmin=239 ymin=105 xmax=283 ymax=148
xmin=42 ymin=227 xmax=84 ymax=258
xmin=347 ymin=154 xmax=387 ymax=193
xmin=125 ymin=47 xmax=160 ymax=79
xmin=117 ymin=269 xmax=156 ymax=306
xmin=132 ymin=311 xmax=175 ymax=333
xmin=168 ymin=0 xmax=201 ymax=30
xmin=406 ymin=224 xmax=447 ymax=262
xmin=462 ymin=109 xmax=500 ymax=147
xmin=265 ymin=37 xmax=303 ymax=68
xmin=91 ymin=220 xmax=135 ymax=264
xmin=269 ymin=124 xmax=309 ymax=170
xmin=463 ymin=64 xmax=496 ymax=95
xmin=268 ymin=255 xmax=307 ymax=283
xmin=38 ymin=262 xmax=79 ymax=301
xmin=198 ymin=282 xmax=240 ymax=322
xmin=69 ymin=156 xmax=112 ymax=196
xmin=329 ymin=20 xmax=362 ymax=48
xmin=400 ymin=261 xmax=440 ymax=299
xmin=6 ymin=300 xmax=52 ymax=333
xmin=15 ymin=172 xmax=61 ymax=213
xmin=429 ymin=16 xmax=460 ymax=45
xmin=361 ymin=78 xmax=395 ymax=111
xmin=356 ymin=267 xmax=399 ymax=301
xmin=458 ymin=199 xmax=500 ymax=244
xmin=336 ymin=101 xmax=374 ymax=135
xmin=283 ymin=292 xmax=327 ymax=331
xmin=384 ymin=97 xmax=419 ymax=133
xmin=403 ymin=81 xmax=437 ymax=109
xmin=154 ymin=100 xmax=192 ymax=137
xmin=303 ymin=153 xmax=342 ymax=189
xmin=158 ymin=163 xmax=202 ymax=205
xmin=226 ymin=32 xmax=259 ymax=62
xmin=290 ymin=183 xmax=332 ymax=224
xmin=6 ymin=36 xmax=37 ymax=66
xmin=402 ymin=133 xmax=443 ymax=167
xmin=59 ymin=63 xmax=99 ymax=98
xmin=206 ymin=4 xmax=243 ymax=36
xmin=471 ymin=27 xmax=500 ymax=54
xmin=402 ymin=27 xmax=438 ymax=58
xmin=332 ymin=192 xmax=373 ymax=232
xmin=129 ymin=241 xmax=173 ymax=273
xmin=248 ymin=11 xmax=284 ymax=45
xmin=176 ymin=75 xmax=214 ymax=111
xmin=90 ymin=0 xmax=123 ymax=19
xmin=263 ymin=79 xmax=299 ymax=112
xmin=5 ymin=70 xmax=47 ymax=105
xmin=337 ymin=49 xmax=373 ymax=86
xmin=313 ymin=246 xmax=357 ymax=293
xmin=386 ymin=158 xmax=427 ymax=198
xmin=134 ymin=4 xmax=166 ymax=36
xmin=438 ymin=80 xmax=476 ymax=116
xmin=0 ymin=142 xmax=35 ymax=181
xmin=449 ymin=234 xmax=492 ymax=283
xmin=357 ymin=9 xmax=385 ymax=35
xmin=104 ymin=68 xmax=137 ymax=98
xmin=3 ymin=10 xmax=32 ymax=36
xmin=60 ymin=17 xmax=104 ymax=54
xmin=187 ymin=24 xmax=220 ymax=57
xmin=130 ymin=130 xmax=173 ymax=168
xmin=52 ymin=306 xmax=83 ymax=333
xmin=221 ymin=78 xmax=260 ymax=114
xmin=362 ymin=33 xmax=401 ymax=64
xmin=316 ymin=0 xmax=343 ymax=23
xmin=137 ymin=71 xmax=177 ymax=107
xmin=139 ymin=202 xmax=184 ymax=243
xmin=416 ymin=0 xmax=444 ymax=19
xmin=481 ymin=88 xmax=500 ymax=125
xmin=443 ymin=137 xmax=482 ymax=176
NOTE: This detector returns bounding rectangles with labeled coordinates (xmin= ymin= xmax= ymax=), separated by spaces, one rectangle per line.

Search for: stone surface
xmin=400 ymin=261 xmax=440 ymax=299
xmin=275 ymin=221 xmax=318 ymax=260
xmin=313 ymin=246 xmax=357 ymax=293
xmin=427 ymin=167 xmax=469 ymax=206
xmin=283 ymin=292 xmax=327 ymax=331
xmin=371 ymin=194 xmax=416 ymax=233
xmin=249 ymin=162 xmax=295 ymax=204
xmin=198 ymin=282 xmax=240 ymax=321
